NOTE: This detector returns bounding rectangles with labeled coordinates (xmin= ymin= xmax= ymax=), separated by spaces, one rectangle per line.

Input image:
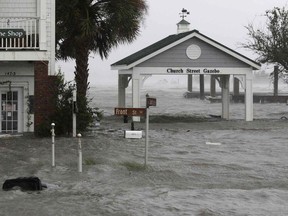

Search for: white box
xmin=124 ymin=130 xmax=143 ymax=139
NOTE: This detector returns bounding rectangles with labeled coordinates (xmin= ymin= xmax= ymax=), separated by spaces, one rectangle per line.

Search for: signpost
xmin=114 ymin=95 xmax=156 ymax=166
xmin=145 ymin=95 xmax=156 ymax=166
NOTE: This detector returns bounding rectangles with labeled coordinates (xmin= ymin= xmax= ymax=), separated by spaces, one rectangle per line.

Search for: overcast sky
xmin=56 ymin=0 xmax=288 ymax=87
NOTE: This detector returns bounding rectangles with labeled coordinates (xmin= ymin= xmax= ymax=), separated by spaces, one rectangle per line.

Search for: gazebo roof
xmin=111 ymin=29 xmax=261 ymax=70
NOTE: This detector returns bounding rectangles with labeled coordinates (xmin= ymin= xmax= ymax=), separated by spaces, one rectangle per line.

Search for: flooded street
xmin=1 ymin=86 xmax=288 ymax=215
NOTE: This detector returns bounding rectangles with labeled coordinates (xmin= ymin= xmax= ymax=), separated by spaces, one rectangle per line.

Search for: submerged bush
xmin=36 ymin=70 xmax=100 ymax=136
xmin=121 ymin=161 xmax=147 ymax=171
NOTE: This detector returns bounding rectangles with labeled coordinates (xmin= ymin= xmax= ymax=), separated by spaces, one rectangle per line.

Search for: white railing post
xmin=72 ymin=89 xmax=77 ymax=137
xmin=77 ymin=133 xmax=82 ymax=173
xmin=51 ymin=123 xmax=55 ymax=167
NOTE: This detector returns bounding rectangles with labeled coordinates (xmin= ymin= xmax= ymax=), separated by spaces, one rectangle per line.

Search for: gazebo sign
xmin=166 ymin=68 xmax=221 ymax=74
xmin=0 ymin=29 xmax=26 ymax=38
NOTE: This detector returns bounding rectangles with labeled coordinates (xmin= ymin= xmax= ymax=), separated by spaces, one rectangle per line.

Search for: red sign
xmin=146 ymin=97 xmax=156 ymax=107
xmin=114 ymin=108 xmax=146 ymax=116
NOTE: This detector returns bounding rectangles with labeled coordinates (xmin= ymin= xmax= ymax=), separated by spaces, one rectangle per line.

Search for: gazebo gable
xmin=111 ymin=29 xmax=261 ymax=71
xmin=137 ymin=37 xmax=251 ymax=68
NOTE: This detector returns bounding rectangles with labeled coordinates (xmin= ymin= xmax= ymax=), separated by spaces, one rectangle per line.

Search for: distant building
xmin=0 ymin=0 xmax=56 ymax=134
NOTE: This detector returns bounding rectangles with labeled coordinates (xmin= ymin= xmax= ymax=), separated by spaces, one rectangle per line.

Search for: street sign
xmin=146 ymin=97 xmax=156 ymax=107
xmin=114 ymin=108 xmax=146 ymax=116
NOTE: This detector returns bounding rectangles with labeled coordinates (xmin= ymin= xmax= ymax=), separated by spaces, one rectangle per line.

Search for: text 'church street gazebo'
xmin=111 ymin=13 xmax=261 ymax=121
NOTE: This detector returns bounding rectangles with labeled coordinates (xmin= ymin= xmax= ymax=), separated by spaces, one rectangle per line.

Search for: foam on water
xmin=1 ymin=81 xmax=288 ymax=215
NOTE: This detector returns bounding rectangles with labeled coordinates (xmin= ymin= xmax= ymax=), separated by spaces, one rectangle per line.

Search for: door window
xmin=1 ymin=91 xmax=18 ymax=133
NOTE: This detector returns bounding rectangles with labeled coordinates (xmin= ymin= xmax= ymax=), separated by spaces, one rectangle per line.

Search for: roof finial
xmin=179 ymin=8 xmax=190 ymax=20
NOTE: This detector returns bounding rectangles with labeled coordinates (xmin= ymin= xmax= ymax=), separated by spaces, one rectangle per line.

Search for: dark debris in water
xmin=2 ymin=176 xmax=46 ymax=191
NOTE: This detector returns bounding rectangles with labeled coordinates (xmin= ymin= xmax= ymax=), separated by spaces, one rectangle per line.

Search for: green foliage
xmin=52 ymin=72 xmax=74 ymax=135
xmin=121 ymin=161 xmax=147 ymax=171
xmin=243 ymin=7 xmax=288 ymax=72
xmin=56 ymin=0 xmax=148 ymax=60
xmin=54 ymin=0 xmax=148 ymax=135
xmin=35 ymin=117 xmax=53 ymax=137
xmin=56 ymin=0 xmax=148 ymax=123
xmin=35 ymin=70 xmax=99 ymax=136
xmin=75 ymin=94 xmax=94 ymax=133
xmin=84 ymin=158 xmax=96 ymax=165
xmin=35 ymin=71 xmax=73 ymax=136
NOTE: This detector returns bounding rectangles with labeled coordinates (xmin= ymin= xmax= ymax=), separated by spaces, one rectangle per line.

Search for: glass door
xmin=1 ymin=91 xmax=18 ymax=133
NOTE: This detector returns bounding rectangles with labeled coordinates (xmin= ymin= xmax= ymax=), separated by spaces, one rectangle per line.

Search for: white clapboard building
xmin=0 ymin=0 xmax=56 ymax=133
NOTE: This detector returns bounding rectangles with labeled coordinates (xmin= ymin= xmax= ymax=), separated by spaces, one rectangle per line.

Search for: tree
xmin=56 ymin=0 xmax=148 ymax=130
xmin=243 ymin=7 xmax=288 ymax=73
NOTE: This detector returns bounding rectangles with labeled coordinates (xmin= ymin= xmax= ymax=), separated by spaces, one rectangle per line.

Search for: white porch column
xmin=221 ymin=75 xmax=230 ymax=120
xmin=50 ymin=0 xmax=56 ymax=75
xmin=245 ymin=71 xmax=253 ymax=121
xmin=37 ymin=0 xmax=47 ymax=50
xmin=132 ymin=70 xmax=141 ymax=122
xmin=118 ymin=74 xmax=129 ymax=107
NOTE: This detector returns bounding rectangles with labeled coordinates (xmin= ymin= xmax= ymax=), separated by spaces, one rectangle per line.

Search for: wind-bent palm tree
xmin=56 ymin=0 xmax=148 ymax=129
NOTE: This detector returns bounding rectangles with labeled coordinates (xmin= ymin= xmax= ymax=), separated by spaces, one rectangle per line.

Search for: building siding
xmin=138 ymin=38 xmax=249 ymax=68
xmin=0 ymin=1 xmax=56 ymax=133
xmin=0 ymin=0 xmax=54 ymax=73
xmin=0 ymin=0 xmax=37 ymax=17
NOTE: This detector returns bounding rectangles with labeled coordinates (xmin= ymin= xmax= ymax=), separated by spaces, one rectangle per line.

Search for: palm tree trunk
xmin=74 ymin=43 xmax=92 ymax=131
xmin=74 ymin=44 xmax=90 ymax=100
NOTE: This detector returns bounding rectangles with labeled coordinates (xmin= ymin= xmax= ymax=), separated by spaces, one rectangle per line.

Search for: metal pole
xmin=77 ymin=133 xmax=82 ymax=172
xmin=274 ymin=65 xmax=279 ymax=96
xmin=73 ymin=89 xmax=77 ymax=137
xmin=51 ymin=123 xmax=55 ymax=167
xmin=145 ymin=92 xmax=150 ymax=167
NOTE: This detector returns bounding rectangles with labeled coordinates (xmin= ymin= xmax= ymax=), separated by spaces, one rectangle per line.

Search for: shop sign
xmin=0 ymin=29 xmax=26 ymax=38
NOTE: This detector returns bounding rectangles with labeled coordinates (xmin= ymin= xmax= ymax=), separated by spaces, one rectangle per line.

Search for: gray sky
xmin=56 ymin=0 xmax=288 ymax=87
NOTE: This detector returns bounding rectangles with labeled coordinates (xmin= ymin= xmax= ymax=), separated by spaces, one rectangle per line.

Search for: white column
xmin=118 ymin=74 xmax=127 ymax=107
xmin=221 ymin=75 xmax=230 ymax=120
xmin=37 ymin=0 xmax=47 ymax=50
xmin=132 ymin=70 xmax=141 ymax=122
xmin=50 ymin=0 xmax=56 ymax=75
xmin=245 ymin=71 xmax=253 ymax=121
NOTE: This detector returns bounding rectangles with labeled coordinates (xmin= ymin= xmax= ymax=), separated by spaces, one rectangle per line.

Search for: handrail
xmin=0 ymin=17 xmax=40 ymax=50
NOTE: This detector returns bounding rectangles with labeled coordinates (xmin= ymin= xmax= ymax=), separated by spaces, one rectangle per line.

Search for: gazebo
xmin=111 ymin=19 xmax=261 ymax=121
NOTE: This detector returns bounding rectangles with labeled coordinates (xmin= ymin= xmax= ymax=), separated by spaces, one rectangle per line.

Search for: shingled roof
xmin=111 ymin=29 xmax=261 ymax=70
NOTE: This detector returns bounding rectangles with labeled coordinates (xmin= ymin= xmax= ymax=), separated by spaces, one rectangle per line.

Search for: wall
xmin=34 ymin=61 xmax=57 ymax=133
xmin=0 ymin=0 xmax=37 ymax=17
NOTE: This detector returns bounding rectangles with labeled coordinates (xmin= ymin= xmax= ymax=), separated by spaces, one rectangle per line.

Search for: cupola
xmin=177 ymin=8 xmax=190 ymax=34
